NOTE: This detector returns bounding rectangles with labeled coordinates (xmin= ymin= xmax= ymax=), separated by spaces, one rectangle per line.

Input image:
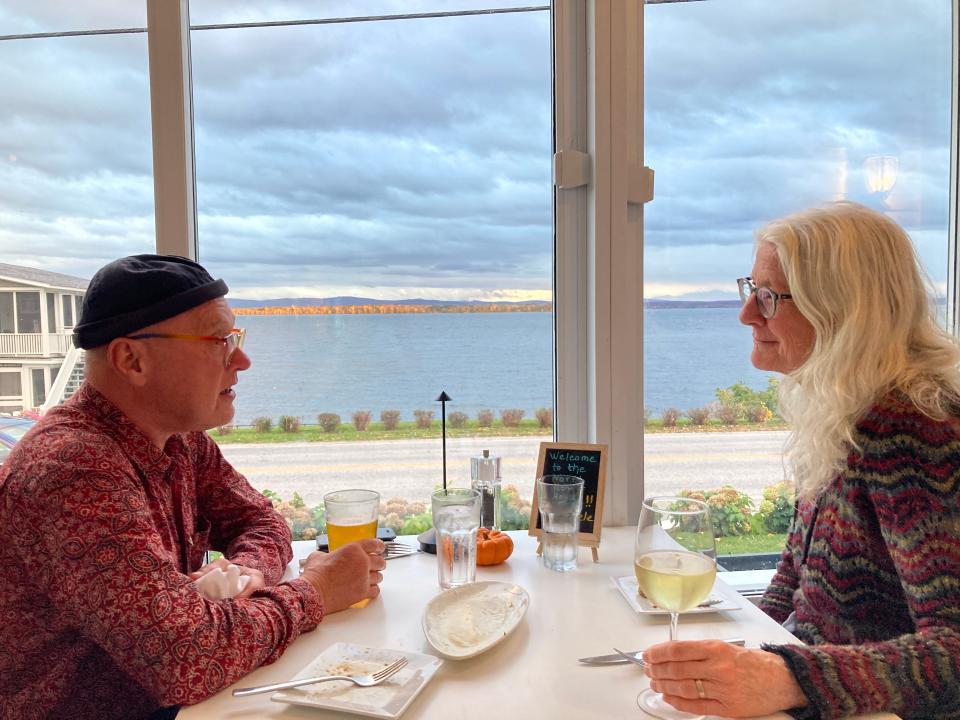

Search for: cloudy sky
xmin=0 ymin=0 xmax=952 ymax=302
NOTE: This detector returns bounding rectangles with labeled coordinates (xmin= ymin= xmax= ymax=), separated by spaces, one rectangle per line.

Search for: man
xmin=0 ymin=255 xmax=385 ymax=719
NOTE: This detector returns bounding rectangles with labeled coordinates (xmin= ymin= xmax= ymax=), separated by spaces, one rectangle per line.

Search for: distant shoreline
xmin=231 ymin=300 xmax=746 ymax=315
xmin=233 ymin=303 xmax=552 ymax=316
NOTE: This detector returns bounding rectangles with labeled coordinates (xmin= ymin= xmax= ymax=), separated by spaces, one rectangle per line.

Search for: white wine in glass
xmin=634 ymin=496 xmax=716 ymax=720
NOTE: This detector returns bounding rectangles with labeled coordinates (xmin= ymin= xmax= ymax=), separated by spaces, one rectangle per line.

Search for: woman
xmin=643 ymin=202 xmax=960 ymax=719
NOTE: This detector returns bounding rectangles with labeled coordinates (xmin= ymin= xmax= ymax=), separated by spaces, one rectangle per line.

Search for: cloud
xmin=0 ymin=0 xmax=952 ymax=298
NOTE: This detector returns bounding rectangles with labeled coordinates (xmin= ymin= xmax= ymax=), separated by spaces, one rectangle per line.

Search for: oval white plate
xmin=422 ymin=581 xmax=530 ymax=660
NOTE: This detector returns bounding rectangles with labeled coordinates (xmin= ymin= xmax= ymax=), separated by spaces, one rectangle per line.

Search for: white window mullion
xmin=947 ymin=0 xmax=960 ymax=335
xmin=554 ymin=0 xmax=591 ymax=444
xmin=146 ymin=0 xmax=198 ymax=260
xmin=555 ymin=1 xmax=645 ymax=526
xmin=595 ymin=0 xmax=645 ymax=525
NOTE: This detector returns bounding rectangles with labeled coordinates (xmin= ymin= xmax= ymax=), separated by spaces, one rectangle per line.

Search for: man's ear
xmin=106 ymin=338 xmax=149 ymax=386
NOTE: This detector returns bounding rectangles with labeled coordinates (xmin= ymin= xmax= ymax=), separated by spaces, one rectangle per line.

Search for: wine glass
xmin=634 ymin=496 xmax=716 ymax=719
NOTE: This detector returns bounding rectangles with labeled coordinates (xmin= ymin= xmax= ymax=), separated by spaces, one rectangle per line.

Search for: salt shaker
xmin=470 ymin=449 xmax=501 ymax=530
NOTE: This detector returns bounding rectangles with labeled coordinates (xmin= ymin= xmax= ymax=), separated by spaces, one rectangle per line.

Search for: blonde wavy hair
xmin=759 ymin=201 xmax=960 ymax=499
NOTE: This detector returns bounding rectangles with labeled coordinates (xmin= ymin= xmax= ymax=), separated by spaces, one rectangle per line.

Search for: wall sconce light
xmin=863 ymin=155 xmax=899 ymax=194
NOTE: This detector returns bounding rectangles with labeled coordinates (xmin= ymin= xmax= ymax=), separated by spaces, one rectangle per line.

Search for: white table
xmin=180 ymin=528 xmax=897 ymax=720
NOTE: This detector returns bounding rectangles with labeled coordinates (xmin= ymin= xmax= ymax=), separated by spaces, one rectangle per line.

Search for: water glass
xmin=323 ymin=489 xmax=380 ymax=551
xmin=537 ymin=475 xmax=584 ymax=572
xmin=431 ymin=488 xmax=481 ymax=589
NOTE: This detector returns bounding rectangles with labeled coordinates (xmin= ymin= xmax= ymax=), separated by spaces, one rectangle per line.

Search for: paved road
xmin=218 ymin=430 xmax=790 ymax=506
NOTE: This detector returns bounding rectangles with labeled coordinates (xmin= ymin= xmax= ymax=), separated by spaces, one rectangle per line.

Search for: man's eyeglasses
xmin=126 ymin=328 xmax=246 ymax=367
xmin=737 ymin=277 xmax=792 ymax=319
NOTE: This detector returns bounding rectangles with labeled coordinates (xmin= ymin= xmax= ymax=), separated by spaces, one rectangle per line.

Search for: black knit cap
xmin=73 ymin=254 xmax=229 ymax=349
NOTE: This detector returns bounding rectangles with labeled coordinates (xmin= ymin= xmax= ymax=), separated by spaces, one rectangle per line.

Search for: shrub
xmin=352 ymin=410 xmax=372 ymax=431
xmin=448 ymin=411 xmax=469 ymax=428
xmin=279 ymin=415 xmax=301 ymax=433
xmin=413 ymin=409 xmax=434 ymax=428
xmin=745 ymin=402 xmax=773 ymax=424
xmin=380 ymin=409 xmax=401 ymax=430
xmin=378 ymin=497 xmax=435 ymax=535
xmin=716 ymin=405 xmax=739 ymax=426
xmin=216 ymin=424 xmax=234 ymax=436
xmin=661 ymin=407 xmax=681 ymax=428
xmin=644 ymin=407 xmax=653 ymax=426
xmin=500 ymin=408 xmax=525 ymax=427
xmin=317 ymin=413 xmax=341 ymax=433
xmin=477 ymin=409 xmax=494 ymax=428
xmin=253 ymin=416 xmax=273 ymax=433
xmin=679 ymin=486 xmax=754 ymax=537
xmin=535 ymin=407 xmax=553 ymax=428
xmin=687 ymin=407 xmax=711 ymax=426
xmin=715 ymin=378 xmax=781 ymax=420
xmin=759 ymin=480 xmax=796 ymax=533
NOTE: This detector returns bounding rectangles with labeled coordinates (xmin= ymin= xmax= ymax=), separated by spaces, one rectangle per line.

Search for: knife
xmin=578 ymin=637 xmax=746 ymax=665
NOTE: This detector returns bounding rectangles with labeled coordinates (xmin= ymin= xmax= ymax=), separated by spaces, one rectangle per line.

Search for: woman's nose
xmin=739 ymin=295 xmax=762 ymax=326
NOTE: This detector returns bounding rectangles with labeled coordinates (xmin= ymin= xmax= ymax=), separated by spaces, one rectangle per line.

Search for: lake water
xmin=232 ymin=308 xmax=773 ymax=425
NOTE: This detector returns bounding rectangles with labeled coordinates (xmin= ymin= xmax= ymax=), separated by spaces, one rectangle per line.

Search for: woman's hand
xmin=643 ymin=640 xmax=808 ymax=718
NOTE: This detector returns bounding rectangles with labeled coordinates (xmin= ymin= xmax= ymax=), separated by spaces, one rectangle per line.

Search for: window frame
xmin=144 ymin=0 xmax=959 ymax=526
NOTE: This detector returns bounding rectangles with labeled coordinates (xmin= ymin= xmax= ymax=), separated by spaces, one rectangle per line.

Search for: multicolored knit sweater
xmin=759 ymin=394 xmax=960 ymax=719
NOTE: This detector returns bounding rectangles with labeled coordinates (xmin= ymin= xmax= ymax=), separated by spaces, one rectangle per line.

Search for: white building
xmin=0 ymin=263 xmax=87 ymax=414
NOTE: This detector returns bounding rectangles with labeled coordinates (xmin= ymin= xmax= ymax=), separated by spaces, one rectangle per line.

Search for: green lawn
xmin=210 ymin=417 xmax=789 ymax=444
xmin=210 ymin=419 xmax=553 ymax=444
xmin=716 ymin=534 xmax=787 ymax=555
xmin=644 ymin=418 xmax=789 ymax=433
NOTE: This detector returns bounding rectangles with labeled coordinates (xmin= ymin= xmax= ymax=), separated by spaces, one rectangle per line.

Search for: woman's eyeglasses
xmin=736 ymin=277 xmax=792 ymax=319
xmin=125 ymin=328 xmax=246 ymax=367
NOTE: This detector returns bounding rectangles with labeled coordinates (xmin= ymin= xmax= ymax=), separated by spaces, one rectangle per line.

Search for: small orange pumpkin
xmin=476 ymin=528 xmax=514 ymax=565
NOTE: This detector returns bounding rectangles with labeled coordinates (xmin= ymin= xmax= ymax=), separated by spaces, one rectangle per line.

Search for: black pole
xmin=436 ymin=391 xmax=451 ymax=491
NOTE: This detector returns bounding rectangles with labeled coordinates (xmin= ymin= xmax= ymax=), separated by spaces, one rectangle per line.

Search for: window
xmin=15 ymin=293 xmax=40 ymax=334
xmin=0 ymin=371 xmax=21 ymax=397
xmin=0 ymin=293 xmax=12 ymax=333
xmin=61 ymin=295 xmax=74 ymax=328
xmin=46 ymin=294 xmax=56 ymax=333
xmin=31 ymin=368 xmax=45 ymax=406
xmin=0 ymin=5 xmax=155 ymax=280
xmin=643 ymin=0 xmax=953 ymax=559
xmin=190 ymin=5 xmax=554 ymax=514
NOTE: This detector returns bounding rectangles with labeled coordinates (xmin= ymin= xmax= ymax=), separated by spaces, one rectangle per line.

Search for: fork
xmin=384 ymin=542 xmax=419 ymax=559
xmin=231 ymin=656 xmax=408 ymax=697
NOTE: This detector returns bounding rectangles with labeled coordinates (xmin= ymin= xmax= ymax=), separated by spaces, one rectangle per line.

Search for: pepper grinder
xmin=471 ymin=449 xmax=501 ymax=530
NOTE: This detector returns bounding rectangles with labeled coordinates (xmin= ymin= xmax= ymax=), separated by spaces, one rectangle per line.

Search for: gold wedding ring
xmin=694 ymin=678 xmax=706 ymax=700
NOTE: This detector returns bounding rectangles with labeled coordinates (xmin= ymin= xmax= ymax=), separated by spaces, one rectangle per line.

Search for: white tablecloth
xmin=179 ymin=527 xmax=898 ymax=720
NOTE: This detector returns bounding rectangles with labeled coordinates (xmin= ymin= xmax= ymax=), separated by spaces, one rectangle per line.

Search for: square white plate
xmin=611 ymin=575 xmax=742 ymax=614
xmin=271 ymin=642 xmax=442 ymax=718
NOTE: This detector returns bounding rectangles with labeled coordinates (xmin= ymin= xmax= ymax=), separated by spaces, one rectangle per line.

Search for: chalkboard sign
xmin=529 ymin=442 xmax=608 ymax=552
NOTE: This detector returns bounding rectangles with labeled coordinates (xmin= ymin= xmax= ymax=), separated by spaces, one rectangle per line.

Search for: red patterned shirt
xmin=0 ymin=383 xmax=325 ymax=719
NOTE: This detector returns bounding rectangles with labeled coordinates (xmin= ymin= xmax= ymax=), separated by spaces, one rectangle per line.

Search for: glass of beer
xmin=634 ymin=496 xmax=716 ymax=720
xmin=323 ymin=489 xmax=381 ymax=551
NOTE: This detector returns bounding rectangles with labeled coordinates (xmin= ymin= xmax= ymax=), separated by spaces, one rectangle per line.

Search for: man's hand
xmin=643 ymin=640 xmax=808 ymax=718
xmin=300 ymin=538 xmax=386 ymax=613
xmin=188 ymin=557 xmax=266 ymax=599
